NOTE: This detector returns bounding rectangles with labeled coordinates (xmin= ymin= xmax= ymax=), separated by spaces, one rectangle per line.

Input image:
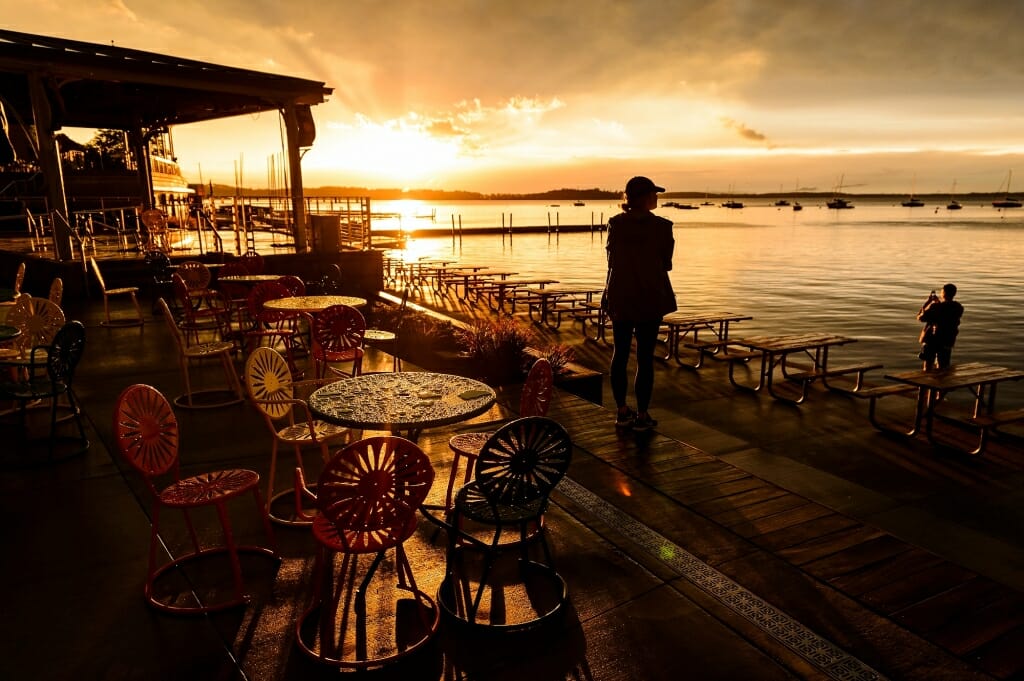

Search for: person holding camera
xmin=917 ymin=283 xmax=964 ymax=369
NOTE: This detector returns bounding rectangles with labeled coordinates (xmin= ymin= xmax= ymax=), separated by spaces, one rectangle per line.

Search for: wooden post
xmin=282 ymin=104 xmax=308 ymax=253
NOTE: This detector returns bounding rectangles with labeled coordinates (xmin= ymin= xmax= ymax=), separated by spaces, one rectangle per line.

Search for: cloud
xmin=721 ymin=118 xmax=767 ymax=143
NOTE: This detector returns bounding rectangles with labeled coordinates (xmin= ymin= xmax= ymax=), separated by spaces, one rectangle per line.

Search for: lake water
xmin=372 ymin=198 xmax=1024 ymax=396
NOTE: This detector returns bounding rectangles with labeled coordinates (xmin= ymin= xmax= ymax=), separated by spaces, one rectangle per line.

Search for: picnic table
xmin=726 ymin=333 xmax=876 ymax=404
xmin=868 ymin=362 xmax=1024 ymax=455
xmin=659 ymin=311 xmax=753 ymax=369
xmin=471 ymin=278 xmax=559 ymax=312
xmin=518 ymin=286 xmax=604 ymax=328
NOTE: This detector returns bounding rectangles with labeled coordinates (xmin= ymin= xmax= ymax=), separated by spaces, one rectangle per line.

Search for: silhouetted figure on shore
xmin=917 ymin=282 xmax=964 ymax=369
xmin=603 ymin=176 xmax=677 ymax=431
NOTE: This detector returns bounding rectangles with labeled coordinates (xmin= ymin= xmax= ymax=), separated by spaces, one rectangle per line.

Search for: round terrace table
xmin=218 ymin=274 xmax=283 ymax=285
xmin=261 ymin=295 xmax=367 ymax=313
xmin=308 ymin=371 xmax=496 ymax=442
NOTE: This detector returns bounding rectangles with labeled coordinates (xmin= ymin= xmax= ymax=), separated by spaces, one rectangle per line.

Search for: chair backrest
xmin=520 ymin=357 xmax=553 ymax=417
xmin=317 ymin=436 xmax=435 ymax=551
xmin=47 ymin=320 xmax=85 ymax=387
xmin=276 ymin=275 xmax=306 ymax=297
xmin=144 ymin=250 xmax=173 ymax=281
xmin=6 ymin=295 xmax=66 ymax=356
xmin=219 ymin=262 xmax=249 ymax=278
xmin=157 ymin=297 xmax=186 ymax=355
xmin=177 ymin=261 xmax=211 ymax=291
xmin=474 ymin=416 xmax=572 ymax=507
xmin=244 ymin=347 xmax=295 ymax=421
xmin=312 ymin=304 xmax=366 ymax=353
xmin=170 ymin=273 xmax=196 ymax=314
xmin=13 ymin=261 xmax=25 ymax=294
xmin=48 ymin=277 xmax=63 ymax=306
xmin=113 ymin=384 xmax=181 ymax=488
xmin=241 ymin=251 xmax=265 ymax=274
xmin=248 ymin=281 xmax=291 ymax=321
xmin=88 ymin=257 xmax=107 ymax=293
xmin=140 ymin=209 xmax=167 ymax=230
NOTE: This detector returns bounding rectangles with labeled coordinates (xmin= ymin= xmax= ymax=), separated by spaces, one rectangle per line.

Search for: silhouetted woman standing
xmin=603 ymin=176 xmax=677 ymax=431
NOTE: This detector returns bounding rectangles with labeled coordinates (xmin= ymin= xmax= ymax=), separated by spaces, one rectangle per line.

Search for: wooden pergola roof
xmin=0 ymin=29 xmax=332 ymax=129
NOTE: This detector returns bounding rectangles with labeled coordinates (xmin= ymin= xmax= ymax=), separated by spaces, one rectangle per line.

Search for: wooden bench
xmin=967 ymin=407 xmax=1024 ymax=432
xmin=706 ymin=347 xmax=761 ymax=362
xmin=844 ymin=383 xmax=917 ymax=399
xmin=784 ymin=363 xmax=883 ymax=392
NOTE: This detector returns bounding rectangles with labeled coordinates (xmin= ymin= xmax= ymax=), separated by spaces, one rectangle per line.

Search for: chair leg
xmin=129 ymin=292 xmax=144 ymax=324
xmin=179 ymin=357 xmax=195 ymax=407
xmin=214 ymin=500 xmax=246 ymax=603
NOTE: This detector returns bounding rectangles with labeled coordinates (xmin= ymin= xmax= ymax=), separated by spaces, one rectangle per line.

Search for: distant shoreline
xmin=206 ymin=183 xmax=1016 ymax=202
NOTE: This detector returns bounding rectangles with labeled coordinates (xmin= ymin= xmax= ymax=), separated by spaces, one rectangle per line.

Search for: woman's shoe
xmin=632 ymin=413 xmax=657 ymax=432
xmin=615 ymin=407 xmax=635 ymax=428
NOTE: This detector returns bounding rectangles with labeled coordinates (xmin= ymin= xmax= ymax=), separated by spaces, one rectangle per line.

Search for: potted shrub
xmin=455 ymin=317 xmax=535 ymax=386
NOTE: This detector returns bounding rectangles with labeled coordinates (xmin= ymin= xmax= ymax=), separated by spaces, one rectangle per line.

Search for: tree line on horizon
xmin=202 ymin=183 xmax=1013 ymax=201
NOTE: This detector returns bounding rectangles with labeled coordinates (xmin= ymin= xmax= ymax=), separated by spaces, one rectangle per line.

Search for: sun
xmin=307 ymin=117 xmax=463 ymax=187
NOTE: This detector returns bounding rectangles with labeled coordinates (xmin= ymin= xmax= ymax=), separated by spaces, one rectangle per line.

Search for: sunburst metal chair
xmin=0 ymin=294 xmax=65 ymax=363
xmin=159 ymin=298 xmax=243 ymax=409
xmin=0 ymin=320 xmax=88 ymax=460
xmin=89 ymin=257 xmax=144 ymax=327
xmin=47 ymin=277 xmax=62 ymax=307
xmin=429 ymin=416 xmax=572 ymax=630
xmin=311 ymin=304 xmax=365 ymax=379
xmin=442 ymin=358 xmax=553 ymax=510
xmin=171 ymin=273 xmax=231 ymax=346
xmin=244 ymin=347 xmax=352 ymax=526
xmin=294 ymin=436 xmax=439 ymax=668
xmin=113 ymin=383 xmax=277 ymax=614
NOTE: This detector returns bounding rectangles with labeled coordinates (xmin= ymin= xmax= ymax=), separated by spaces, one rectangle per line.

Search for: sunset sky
xmin=7 ymin=1 xmax=1024 ymax=194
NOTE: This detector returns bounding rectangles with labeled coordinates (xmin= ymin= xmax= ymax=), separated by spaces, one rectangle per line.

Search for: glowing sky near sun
xmin=7 ymin=0 xmax=1024 ymax=194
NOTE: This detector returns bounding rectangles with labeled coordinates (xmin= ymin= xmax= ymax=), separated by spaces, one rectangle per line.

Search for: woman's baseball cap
xmin=625 ymin=176 xmax=665 ymax=196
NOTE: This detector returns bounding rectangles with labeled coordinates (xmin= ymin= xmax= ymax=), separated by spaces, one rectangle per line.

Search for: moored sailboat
xmin=827 ymin=174 xmax=854 ymax=209
xmin=992 ymin=170 xmax=1022 ymax=208
xmin=946 ymin=180 xmax=962 ymax=210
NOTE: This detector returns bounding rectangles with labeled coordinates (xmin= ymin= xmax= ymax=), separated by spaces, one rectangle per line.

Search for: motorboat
xmin=901 ymin=197 xmax=925 ymax=207
xmin=774 ymin=199 xmax=791 ymax=207
xmin=793 ymin=202 xmax=803 ymax=211
xmin=721 ymin=200 xmax=743 ymax=209
xmin=573 ymin=200 xmax=585 ymax=206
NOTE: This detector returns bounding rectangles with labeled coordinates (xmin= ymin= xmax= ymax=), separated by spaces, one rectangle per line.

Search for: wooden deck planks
xmin=547 ymin=387 xmax=1024 ymax=677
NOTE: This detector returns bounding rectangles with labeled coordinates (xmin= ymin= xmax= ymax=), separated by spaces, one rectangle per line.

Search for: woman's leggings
xmin=610 ymin=319 xmax=661 ymax=412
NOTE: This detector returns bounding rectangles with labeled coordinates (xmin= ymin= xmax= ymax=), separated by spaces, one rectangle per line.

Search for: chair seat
xmin=0 ymin=378 xmax=67 ymax=400
xmin=277 ymin=420 xmax=349 ymax=443
xmin=455 ymin=482 xmax=546 ymax=525
xmin=182 ymin=341 xmax=235 ymax=358
xmin=311 ymin=511 xmax=418 ymax=553
xmin=106 ymin=286 xmax=139 ymax=295
xmin=448 ymin=431 xmax=492 ymax=458
xmin=320 ymin=347 xmax=363 ymax=362
xmin=159 ymin=469 xmax=260 ymax=507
